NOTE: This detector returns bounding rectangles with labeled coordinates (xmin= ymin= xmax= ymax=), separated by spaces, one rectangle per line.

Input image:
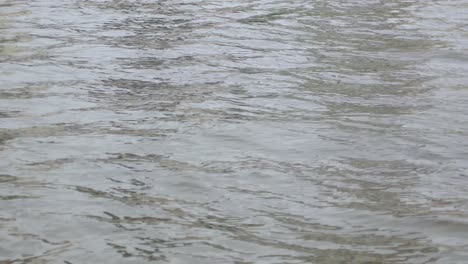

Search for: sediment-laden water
xmin=1 ymin=0 xmax=468 ymax=263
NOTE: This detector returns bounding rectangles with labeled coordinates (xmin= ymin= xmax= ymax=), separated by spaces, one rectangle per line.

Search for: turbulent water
xmin=1 ymin=0 xmax=468 ymax=263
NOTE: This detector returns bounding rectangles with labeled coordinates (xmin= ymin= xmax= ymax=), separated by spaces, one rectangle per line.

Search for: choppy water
xmin=1 ymin=0 xmax=468 ymax=263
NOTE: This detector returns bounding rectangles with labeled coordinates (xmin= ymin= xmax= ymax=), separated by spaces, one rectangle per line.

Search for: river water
xmin=1 ymin=0 xmax=468 ymax=263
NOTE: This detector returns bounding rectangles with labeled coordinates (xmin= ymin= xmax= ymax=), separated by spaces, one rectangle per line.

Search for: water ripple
xmin=1 ymin=0 xmax=468 ymax=263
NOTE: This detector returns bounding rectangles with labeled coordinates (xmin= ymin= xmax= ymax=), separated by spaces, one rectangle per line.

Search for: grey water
xmin=1 ymin=0 xmax=468 ymax=263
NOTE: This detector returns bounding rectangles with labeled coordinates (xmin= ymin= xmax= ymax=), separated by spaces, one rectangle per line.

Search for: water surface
xmin=1 ymin=0 xmax=468 ymax=263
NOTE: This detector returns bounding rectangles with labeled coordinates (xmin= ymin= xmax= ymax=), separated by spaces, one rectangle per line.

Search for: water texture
xmin=1 ymin=0 xmax=468 ymax=263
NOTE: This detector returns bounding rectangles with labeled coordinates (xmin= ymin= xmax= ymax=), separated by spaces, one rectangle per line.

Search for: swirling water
xmin=1 ymin=0 xmax=468 ymax=263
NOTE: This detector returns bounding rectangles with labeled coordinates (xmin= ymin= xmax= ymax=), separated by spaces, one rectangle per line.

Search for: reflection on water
xmin=1 ymin=0 xmax=468 ymax=263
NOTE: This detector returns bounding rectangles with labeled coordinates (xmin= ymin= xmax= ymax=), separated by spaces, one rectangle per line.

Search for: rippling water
xmin=1 ymin=0 xmax=468 ymax=263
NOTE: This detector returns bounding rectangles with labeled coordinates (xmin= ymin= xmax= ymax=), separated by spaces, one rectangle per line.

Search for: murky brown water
xmin=1 ymin=0 xmax=468 ymax=263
